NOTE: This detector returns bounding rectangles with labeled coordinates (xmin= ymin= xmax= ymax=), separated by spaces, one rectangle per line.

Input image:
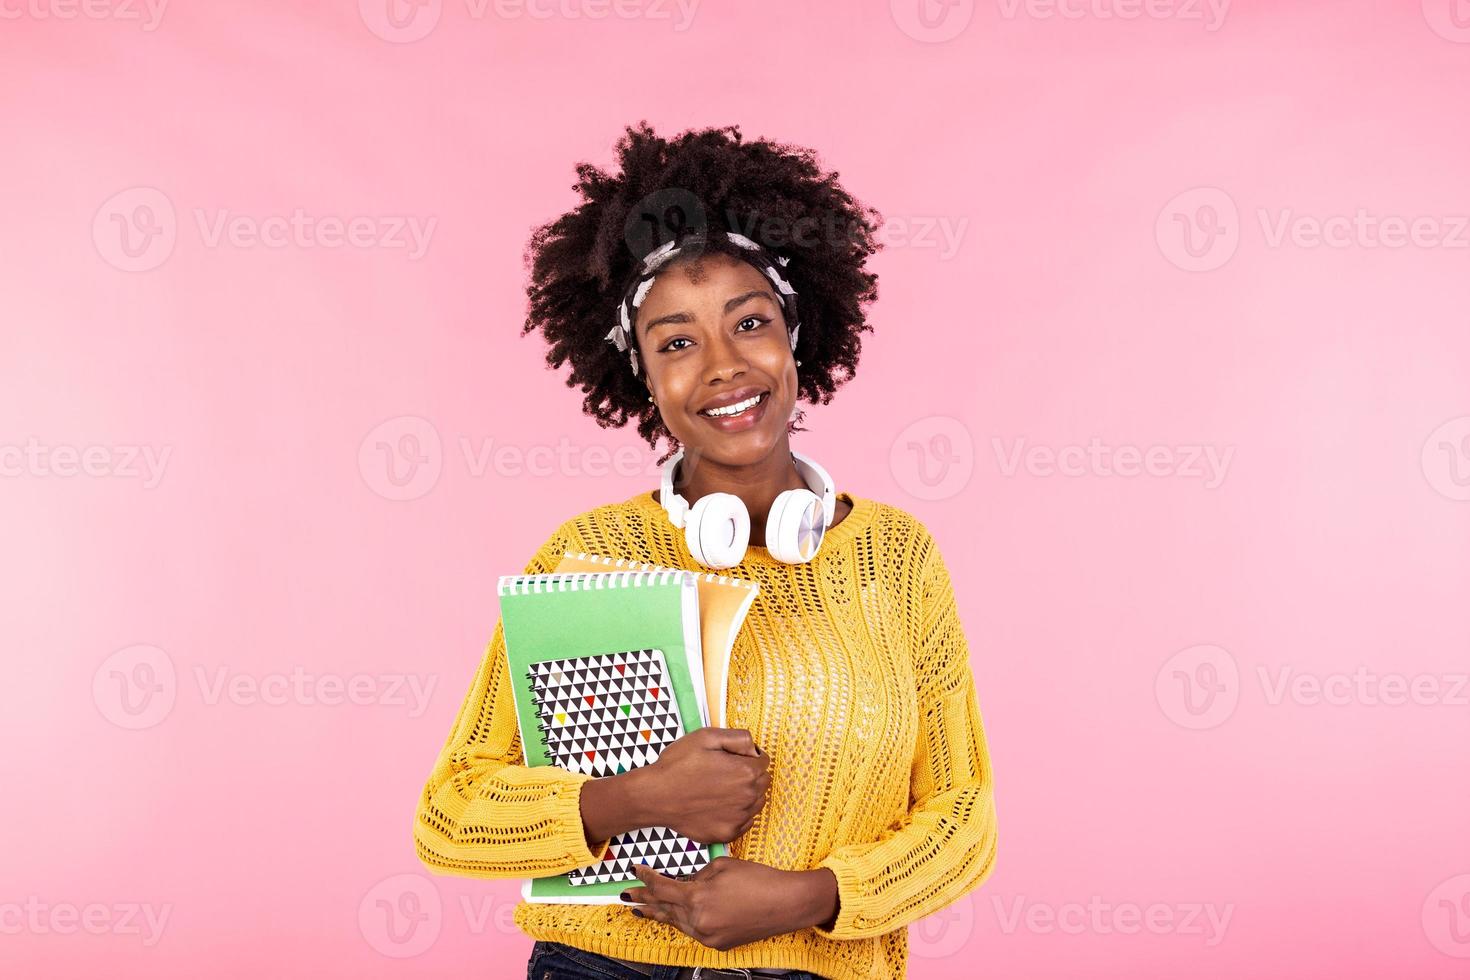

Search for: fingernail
xmin=619 ymin=891 xmax=631 ymax=902
xmin=631 ymin=908 xmax=645 ymax=918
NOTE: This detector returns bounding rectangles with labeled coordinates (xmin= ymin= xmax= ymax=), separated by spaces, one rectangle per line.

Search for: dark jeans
xmin=527 ymin=940 xmax=824 ymax=980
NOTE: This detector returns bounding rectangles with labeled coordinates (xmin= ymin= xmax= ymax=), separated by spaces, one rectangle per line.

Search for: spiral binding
xmin=525 ymin=671 xmax=553 ymax=754
xmin=556 ymin=552 xmax=758 ymax=592
xmin=496 ymin=568 xmax=694 ymax=596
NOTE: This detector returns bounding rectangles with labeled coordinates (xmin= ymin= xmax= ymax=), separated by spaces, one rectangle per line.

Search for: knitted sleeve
xmin=412 ymin=519 xmax=614 ymax=878
xmin=812 ymin=531 xmax=999 ymax=940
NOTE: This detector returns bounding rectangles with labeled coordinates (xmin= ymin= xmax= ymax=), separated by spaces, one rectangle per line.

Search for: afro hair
xmin=521 ymin=121 xmax=883 ymax=463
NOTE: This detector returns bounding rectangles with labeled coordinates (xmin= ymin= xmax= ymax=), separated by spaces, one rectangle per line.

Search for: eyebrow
xmin=640 ymin=289 xmax=777 ymax=337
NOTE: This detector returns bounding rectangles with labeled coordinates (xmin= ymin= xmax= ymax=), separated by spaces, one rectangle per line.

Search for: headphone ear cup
xmin=765 ymin=488 xmax=826 ymax=564
xmin=685 ymin=492 xmax=750 ymax=569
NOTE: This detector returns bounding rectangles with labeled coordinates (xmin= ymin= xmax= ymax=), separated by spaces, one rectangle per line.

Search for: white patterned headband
xmin=603 ymin=230 xmax=800 ymax=377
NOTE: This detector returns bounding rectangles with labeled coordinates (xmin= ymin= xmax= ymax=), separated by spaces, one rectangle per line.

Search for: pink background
xmin=3 ymin=1 xmax=1469 ymax=977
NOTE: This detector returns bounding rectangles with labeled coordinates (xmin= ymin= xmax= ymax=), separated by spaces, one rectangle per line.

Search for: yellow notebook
xmin=554 ymin=552 xmax=759 ymax=727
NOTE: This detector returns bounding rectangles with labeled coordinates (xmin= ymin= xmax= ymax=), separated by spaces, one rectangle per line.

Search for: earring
xmin=648 ymin=395 xmax=654 ymax=402
xmin=796 ymin=359 xmax=802 ymax=367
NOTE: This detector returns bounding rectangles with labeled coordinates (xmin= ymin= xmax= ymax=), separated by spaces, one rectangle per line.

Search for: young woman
xmin=412 ymin=122 xmax=998 ymax=980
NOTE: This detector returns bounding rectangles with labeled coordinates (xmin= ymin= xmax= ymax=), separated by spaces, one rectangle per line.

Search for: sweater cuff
xmin=810 ymin=855 xmax=868 ymax=940
xmin=556 ymin=773 xmax=613 ymax=867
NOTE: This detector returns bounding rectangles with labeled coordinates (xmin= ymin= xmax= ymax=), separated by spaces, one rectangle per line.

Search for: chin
xmin=682 ymin=427 xmax=784 ymax=466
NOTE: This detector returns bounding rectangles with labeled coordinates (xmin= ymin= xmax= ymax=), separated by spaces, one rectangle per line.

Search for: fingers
xmin=626 ymin=865 xmax=690 ymax=933
xmin=706 ymin=727 xmax=759 ymax=757
xmin=630 ymin=900 xmax=675 ymax=925
xmin=630 ymin=863 xmax=688 ymax=904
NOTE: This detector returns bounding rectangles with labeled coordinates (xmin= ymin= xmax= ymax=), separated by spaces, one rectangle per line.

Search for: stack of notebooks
xmin=497 ymin=552 xmax=760 ymax=904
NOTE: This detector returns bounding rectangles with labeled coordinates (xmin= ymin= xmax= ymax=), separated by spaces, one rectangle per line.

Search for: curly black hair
xmin=521 ymin=121 xmax=883 ymax=463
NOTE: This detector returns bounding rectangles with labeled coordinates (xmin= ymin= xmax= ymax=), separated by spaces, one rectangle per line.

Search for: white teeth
xmin=701 ymin=393 xmax=764 ymax=418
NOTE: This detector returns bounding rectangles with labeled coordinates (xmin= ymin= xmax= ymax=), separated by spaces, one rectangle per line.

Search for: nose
xmin=701 ymin=328 xmax=749 ymax=385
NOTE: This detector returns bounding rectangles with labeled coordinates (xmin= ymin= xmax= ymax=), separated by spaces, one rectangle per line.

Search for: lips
xmin=696 ymin=391 xmax=771 ymax=433
xmin=698 ymin=388 xmax=769 ymax=416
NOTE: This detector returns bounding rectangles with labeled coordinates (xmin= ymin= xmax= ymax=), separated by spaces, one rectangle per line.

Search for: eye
xmin=657 ymin=316 xmax=769 ymax=354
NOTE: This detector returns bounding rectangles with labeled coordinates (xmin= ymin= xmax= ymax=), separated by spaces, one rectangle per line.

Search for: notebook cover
xmin=554 ymin=552 xmax=760 ymax=728
xmin=495 ymin=569 xmax=724 ymax=904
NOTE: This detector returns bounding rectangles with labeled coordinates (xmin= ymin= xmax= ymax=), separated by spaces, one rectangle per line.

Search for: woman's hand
xmin=640 ymin=728 xmax=772 ymax=844
xmin=620 ymin=857 xmax=839 ymax=950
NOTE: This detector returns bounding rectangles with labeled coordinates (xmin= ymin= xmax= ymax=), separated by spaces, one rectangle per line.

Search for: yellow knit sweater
xmin=412 ymin=488 xmax=998 ymax=980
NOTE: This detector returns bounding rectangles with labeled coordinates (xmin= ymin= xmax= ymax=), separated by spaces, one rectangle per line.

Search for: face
xmin=635 ymin=250 xmax=796 ymax=467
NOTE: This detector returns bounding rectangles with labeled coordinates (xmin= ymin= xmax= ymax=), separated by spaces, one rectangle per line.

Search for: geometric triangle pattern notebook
xmin=527 ymin=648 xmax=709 ymax=885
xmin=528 ymin=648 xmax=682 ymax=778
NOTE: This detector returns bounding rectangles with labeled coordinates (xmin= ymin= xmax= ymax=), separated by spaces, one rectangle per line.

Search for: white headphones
xmin=659 ymin=447 xmax=836 ymax=569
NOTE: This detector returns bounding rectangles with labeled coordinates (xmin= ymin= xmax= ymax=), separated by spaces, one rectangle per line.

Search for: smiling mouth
xmin=699 ymin=391 xmax=769 ymax=419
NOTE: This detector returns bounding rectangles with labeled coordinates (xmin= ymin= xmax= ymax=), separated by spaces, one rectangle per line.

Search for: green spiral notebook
xmin=496 ymin=568 xmax=728 ymax=904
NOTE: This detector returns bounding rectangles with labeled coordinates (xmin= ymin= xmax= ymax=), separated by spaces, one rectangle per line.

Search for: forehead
xmin=638 ymin=251 xmax=769 ymax=312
